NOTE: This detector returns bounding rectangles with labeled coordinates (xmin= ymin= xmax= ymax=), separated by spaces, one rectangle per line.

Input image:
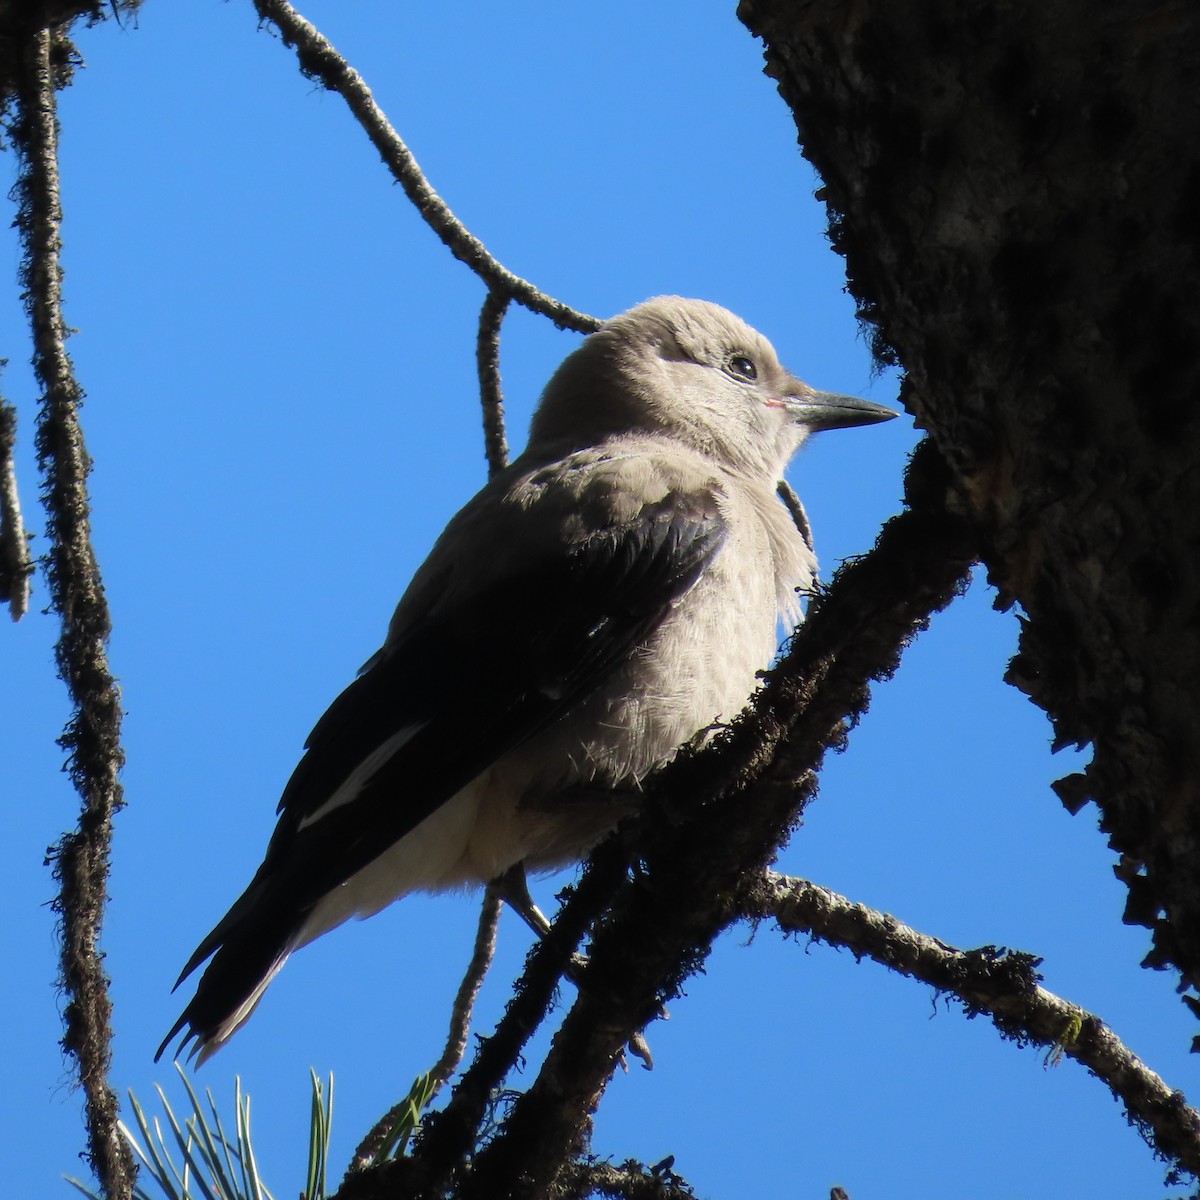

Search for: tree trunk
xmin=737 ymin=0 xmax=1200 ymax=1025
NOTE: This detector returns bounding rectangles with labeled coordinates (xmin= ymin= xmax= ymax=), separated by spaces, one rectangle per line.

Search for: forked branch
xmin=250 ymin=0 xmax=600 ymax=336
xmin=742 ymin=870 xmax=1200 ymax=1182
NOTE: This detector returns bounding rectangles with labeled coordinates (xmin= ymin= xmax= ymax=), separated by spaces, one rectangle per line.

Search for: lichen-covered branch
xmin=476 ymin=290 xmax=512 ymax=477
xmin=555 ymin=1158 xmax=699 ymax=1200
xmin=742 ymin=870 xmax=1200 ymax=1184
xmin=250 ymin=0 xmax=600 ymax=336
xmin=397 ymin=838 xmax=630 ymax=1199
xmin=10 ymin=23 xmax=133 ymax=1200
xmin=431 ymin=886 xmax=503 ymax=1096
xmin=0 ymin=396 xmax=33 ymax=618
xmin=0 ymin=4 xmax=144 ymax=117
xmin=345 ymin=889 xmax=502 ymax=1177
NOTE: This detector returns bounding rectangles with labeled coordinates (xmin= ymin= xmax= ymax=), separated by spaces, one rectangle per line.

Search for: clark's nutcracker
xmin=160 ymin=296 xmax=896 ymax=1063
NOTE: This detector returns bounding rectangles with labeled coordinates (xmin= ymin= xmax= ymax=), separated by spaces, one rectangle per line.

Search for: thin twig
xmin=403 ymin=838 xmax=630 ymax=1197
xmin=741 ymin=869 xmax=1200 ymax=1183
xmin=0 ymin=397 xmax=33 ymax=619
xmin=476 ymin=290 xmax=511 ymax=477
xmin=776 ymin=478 xmax=813 ymax=553
xmin=250 ymin=0 xmax=601 ymax=335
xmin=344 ymin=889 xmax=501 ymax=1177
xmin=431 ymin=886 xmax=503 ymax=1095
xmin=12 ymin=23 xmax=133 ymax=1200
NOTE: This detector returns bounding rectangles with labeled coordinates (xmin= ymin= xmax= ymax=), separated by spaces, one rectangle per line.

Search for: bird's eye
xmin=726 ymin=355 xmax=758 ymax=382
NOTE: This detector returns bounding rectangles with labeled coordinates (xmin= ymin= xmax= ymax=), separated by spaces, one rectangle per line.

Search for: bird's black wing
xmin=160 ymin=484 xmax=725 ymax=1060
xmin=273 ymin=487 xmax=727 ymax=885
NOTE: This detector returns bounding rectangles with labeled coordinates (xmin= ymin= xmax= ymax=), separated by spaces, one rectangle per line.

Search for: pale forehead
xmin=613 ymin=296 xmax=779 ymax=363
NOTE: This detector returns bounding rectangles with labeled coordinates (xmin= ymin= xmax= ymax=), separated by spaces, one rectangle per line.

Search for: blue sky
xmin=3 ymin=3 xmax=1195 ymax=1197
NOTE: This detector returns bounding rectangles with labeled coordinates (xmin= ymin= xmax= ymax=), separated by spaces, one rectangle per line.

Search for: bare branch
xmin=401 ymin=838 xmax=630 ymax=1197
xmin=741 ymin=870 xmax=1200 ymax=1183
xmin=345 ymin=891 xmax=500 ymax=1177
xmin=776 ymin=478 xmax=813 ymax=553
xmin=250 ymin=0 xmax=600 ymax=335
xmin=0 ymin=397 xmax=33 ymax=618
xmin=477 ymin=290 xmax=511 ymax=477
xmin=433 ymin=886 xmax=503 ymax=1094
xmin=10 ymin=22 xmax=133 ymax=1200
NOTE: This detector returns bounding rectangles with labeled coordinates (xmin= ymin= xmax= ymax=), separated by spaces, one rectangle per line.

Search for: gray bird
xmin=160 ymin=296 xmax=896 ymax=1063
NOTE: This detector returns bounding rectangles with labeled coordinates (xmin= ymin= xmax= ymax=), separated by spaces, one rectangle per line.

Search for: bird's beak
xmin=781 ymin=387 xmax=899 ymax=431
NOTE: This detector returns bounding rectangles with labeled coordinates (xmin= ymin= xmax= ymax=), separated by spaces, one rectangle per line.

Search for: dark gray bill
xmin=786 ymin=390 xmax=899 ymax=431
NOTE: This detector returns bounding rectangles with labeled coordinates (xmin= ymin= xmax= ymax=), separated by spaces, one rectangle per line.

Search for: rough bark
xmin=738 ymin=0 xmax=1200 ymax=1026
xmin=1 ymin=4 xmax=97 ymax=114
xmin=3 ymin=8 xmax=140 ymax=1196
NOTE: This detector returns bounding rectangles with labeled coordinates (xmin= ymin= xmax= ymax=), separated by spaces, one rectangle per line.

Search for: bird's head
xmin=529 ymin=296 xmax=896 ymax=480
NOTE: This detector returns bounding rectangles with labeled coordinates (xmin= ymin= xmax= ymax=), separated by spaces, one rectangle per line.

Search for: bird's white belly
xmin=476 ymin=550 xmax=784 ymax=872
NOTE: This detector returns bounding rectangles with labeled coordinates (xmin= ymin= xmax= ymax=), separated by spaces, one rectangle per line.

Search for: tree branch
xmin=555 ymin=1158 xmax=698 ymax=1200
xmin=775 ymin=478 xmax=813 ymax=554
xmin=249 ymin=0 xmax=600 ymax=335
xmin=476 ymin=290 xmax=511 ymax=477
xmin=331 ymin=843 xmax=630 ymax=1200
xmin=741 ymin=869 xmax=1200 ymax=1184
xmin=0 ymin=396 xmax=33 ymax=618
xmin=397 ymin=838 xmax=630 ymax=1198
xmin=345 ymin=890 xmax=501 ymax=1177
xmin=432 ymin=886 xmax=504 ymax=1096
xmin=10 ymin=22 xmax=133 ymax=1200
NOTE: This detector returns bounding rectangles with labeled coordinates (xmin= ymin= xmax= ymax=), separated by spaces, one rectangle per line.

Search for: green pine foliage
xmin=66 ymin=1065 xmax=333 ymax=1200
